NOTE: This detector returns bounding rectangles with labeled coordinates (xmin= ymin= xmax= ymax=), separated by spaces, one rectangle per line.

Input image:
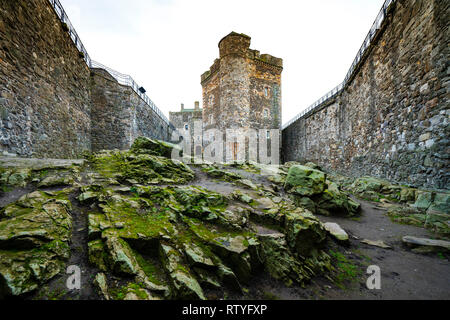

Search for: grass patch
xmin=353 ymin=249 xmax=373 ymax=263
xmin=262 ymin=291 xmax=279 ymax=300
xmin=329 ymin=250 xmax=362 ymax=290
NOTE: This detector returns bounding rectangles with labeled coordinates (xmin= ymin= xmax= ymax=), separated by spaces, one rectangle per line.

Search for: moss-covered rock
xmin=110 ymin=282 xmax=161 ymax=300
xmin=0 ymin=141 xmax=345 ymax=300
xmin=284 ymin=207 xmax=327 ymax=257
xmin=0 ymin=191 xmax=72 ymax=297
xmin=92 ymin=150 xmax=194 ymax=185
xmin=93 ymin=272 xmax=110 ymax=300
xmin=314 ymin=181 xmax=361 ymax=217
xmin=303 ymin=162 xmax=322 ymax=171
xmin=88 ymin=240 xmax=108 ymax=271
xmin=38 ymin=171 xmax=77 ymax=188
xmin=428 ymin=192 xmax=450 ymax=214
xmin=160 ymin=244 xmax=205 ymax=300
xmin=202 ymin=165 xmax=243 ymax=182
xmin=285 ymin=167 xmax=360 ymax=218
xmin=7 ymin=169 xmax=31 ymax=187
xmin=400 ymin=188 xmax=417 ymax=203
xmin=284 ymin=165 xmax=326 ymax=197
xmin=104 ymin=236 xmax=140 ymax=276
xmin=210 ymin=235 xmax=260 ymax=284
xmin=259 ymin=233 xmax=318 ymax=286
xmin=351 ymin=176 xmax=385 ymax=193
xmin=131 ymin=137 xmax=182 ymax=159
xmin=414 ymin=191 xmax=434 ymax=210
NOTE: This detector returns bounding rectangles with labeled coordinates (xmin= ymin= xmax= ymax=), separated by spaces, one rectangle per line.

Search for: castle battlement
xmin=201 ymin=32 xmax=283 ymax=162
xmin=201 ymin=32 xmax=282 ymax=85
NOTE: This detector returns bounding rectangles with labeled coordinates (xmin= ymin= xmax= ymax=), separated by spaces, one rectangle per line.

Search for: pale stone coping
xmin=0 ymin=157 xmax=85 ymax=170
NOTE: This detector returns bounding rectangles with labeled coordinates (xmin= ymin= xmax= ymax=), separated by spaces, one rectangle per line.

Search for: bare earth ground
xmin=311 ymin=199 xmax=450 ymax=300
xmin=1 ymin=160 xmax=449 ymax=300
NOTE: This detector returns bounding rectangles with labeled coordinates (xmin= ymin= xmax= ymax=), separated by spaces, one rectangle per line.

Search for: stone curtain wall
xmin=282 ymin=0 xmax=449 ymax=190
xmin=131 ymin=92 xmax=172 ymax=143
xmin=91 ymin=69 xmax=172 ymax=152
xmin=90 ymin=69 xmax=134 ymax=152
xmin=0 ymin=0 xmax=173 ymax=157
xmin=0 ymin=0 xmax=91 ymax=158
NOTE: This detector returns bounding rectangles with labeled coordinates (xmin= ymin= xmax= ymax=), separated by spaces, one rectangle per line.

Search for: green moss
xmin=91 ymin=150 xmax=194 ymax=185
xmin=353 ymin=249 xmax=373 ymax=263
xmin=329 ymin=250 xmax=362 ymax=290
xmin=88 ymin=240 xmax=108 ymax=271
xmin=110 ymin=286 xmax=127 ymax=300
xmin=1 ymin=185 xmax=12 ymax=193
xmin=127 ymin=282 xmax=149 ymax=300
xmin=33 ymin=286 xmax=67 ymax=301
xmin=46 ymin=287 xmax=67 ymax=300
xmin=183 ymin=217 xmax=218 ymax=243
xmin=262 ymin=291 xmax=279 ymax=300
xmin=133 ymin=251 xmax=164 ymax=285
xmin=99 ymin=192 xmax=175 ymax=239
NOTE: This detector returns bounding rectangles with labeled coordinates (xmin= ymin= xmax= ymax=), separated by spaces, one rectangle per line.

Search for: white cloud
xmin=60 ymin=0 xmax=385 ymax=124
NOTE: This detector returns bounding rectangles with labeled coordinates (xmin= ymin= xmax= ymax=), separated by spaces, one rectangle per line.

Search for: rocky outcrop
xmin=284 ymin=165 xmax=361 ymax=217
xmin=0 ymin=190 xmax=72 ymax=297
xmin=0 ymin=138 xmax=360 ymax=300
xmin=130 ymin=137 xmax=181 ymax=158
xmin=90 ymin=139 xmax=195 ymax=185
xmin=0 ymin=160 xmax=83 ymax=194
xmin=349 ymin=176 xmax=449 ymax=236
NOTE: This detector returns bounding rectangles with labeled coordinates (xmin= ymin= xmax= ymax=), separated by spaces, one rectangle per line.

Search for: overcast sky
xmin=60 ymin=0 xmax=385 ymax=125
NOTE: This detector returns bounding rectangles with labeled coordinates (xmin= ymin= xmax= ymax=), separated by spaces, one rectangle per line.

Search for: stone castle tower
xmin=201 ymin=32 xmax=283 ymax=162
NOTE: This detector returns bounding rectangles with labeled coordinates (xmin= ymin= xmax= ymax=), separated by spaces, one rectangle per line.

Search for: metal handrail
xmin=48 ymin=0 xmax=91 ymax=67
xmin=47 ymin=0 xmax=171 ymax=127
xmin=282 ymin=0 xmax=395 ymax=130
xmin=90 ymin=61 xmax=170 ymax=126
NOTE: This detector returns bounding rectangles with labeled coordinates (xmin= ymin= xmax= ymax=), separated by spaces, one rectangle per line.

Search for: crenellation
xmin=200 ymin=32 xmax=283 ymax=162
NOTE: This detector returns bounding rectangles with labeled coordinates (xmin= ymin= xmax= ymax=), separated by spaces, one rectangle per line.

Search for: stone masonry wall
xmin=0 ymin=0 xmax=91 ymax=158
xmin=90 ymin=69 xmax=133 ymax=152
xmin=201 ymin=32 xmax=283 ymax=162
xmin=282 ymin=0 xmax=449 ymax=190
xmin=91 ymin=69 xmax=172 ymax=152
xmin=0 ymin=0 xmax=173 ymax=157
xmin=131 ymin=91 xmax=172 ymax=143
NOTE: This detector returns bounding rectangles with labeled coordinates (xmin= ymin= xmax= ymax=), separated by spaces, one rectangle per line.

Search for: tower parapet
xmin=219 ymin=32 xmax=251 ymax=58
xmin=201 ymin=32 xmax=283 ymax=162
xmin=201 ymin=32 xmax=283 ymax=86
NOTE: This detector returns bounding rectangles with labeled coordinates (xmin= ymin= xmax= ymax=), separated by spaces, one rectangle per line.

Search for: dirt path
xmin=314 ymin=199 xmax=450 ymax=300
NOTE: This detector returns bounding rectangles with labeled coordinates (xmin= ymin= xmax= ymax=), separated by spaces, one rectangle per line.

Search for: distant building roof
xmin=178 ymin=108 xmax=202 ymax=113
